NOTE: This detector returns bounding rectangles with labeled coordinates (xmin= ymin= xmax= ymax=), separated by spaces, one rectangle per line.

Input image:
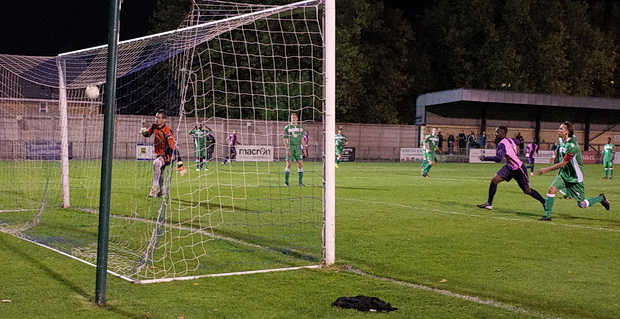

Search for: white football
xmin=85 ymin=86 xmax=100 ymax=99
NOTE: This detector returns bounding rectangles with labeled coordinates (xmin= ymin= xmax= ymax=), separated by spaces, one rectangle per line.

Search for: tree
xmin=335 ymin=0 xmax=414 ymax=123
xmin=414 ymin=0 xmax=504 ymax=92
xmin=149 ymin=0 xmax=415 ymax=124
xmin=415 ymin=0 xmax=616 ymax=97
xmin=587 ymin=1 xmax=620 ymax=97
xmin=150 ymin=0 xmax=193 ymax=33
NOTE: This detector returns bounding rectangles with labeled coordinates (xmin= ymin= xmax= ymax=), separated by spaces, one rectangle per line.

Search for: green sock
xmin=285 ymin=170 xmax=290 ymax=184
xmin=586 ymin=196 xmax=602 ymax=206
xmin=423 ymin=163 xmax=433 ymax=174
xmin=544 ymin=195 xmax=555 ymax=218
xmin=298 ymin=170 xmax=304 ymax=184
xmin=604 ymin=169 xmax=608 ymax=178
xmin=336 ymin=158 xmax=340 ymax=164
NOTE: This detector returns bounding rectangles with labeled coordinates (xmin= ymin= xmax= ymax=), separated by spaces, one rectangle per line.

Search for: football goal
xmin=0 ymin=0 xmax=334 ymax=283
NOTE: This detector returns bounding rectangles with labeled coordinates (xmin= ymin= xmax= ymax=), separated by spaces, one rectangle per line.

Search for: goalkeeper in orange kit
xmin=140 ymin=109 xmax=187 ymax=197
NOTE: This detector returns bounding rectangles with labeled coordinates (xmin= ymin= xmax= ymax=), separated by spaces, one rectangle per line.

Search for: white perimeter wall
xmin=1 ymin=113 xmax=618 ymax=161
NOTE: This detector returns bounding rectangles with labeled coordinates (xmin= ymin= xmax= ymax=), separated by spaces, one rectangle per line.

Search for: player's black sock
xmin=529 ymin=188 xmax=546 ymax=206
xmin=487 ymin=182 xmax=497 ymax=205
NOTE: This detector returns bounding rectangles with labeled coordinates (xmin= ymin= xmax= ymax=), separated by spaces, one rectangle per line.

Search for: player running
xmin=537 ymin=121 xmax=610 ymax=221
xmin=524 ymin=139 xmax=539 ymax=176
xmin=421 ymin=127 xmax=438 ymax=178
xmin=477 ymin=126 xmax=545 ymax=210
xmin=335 ymin=127 xmax=347 ymax=168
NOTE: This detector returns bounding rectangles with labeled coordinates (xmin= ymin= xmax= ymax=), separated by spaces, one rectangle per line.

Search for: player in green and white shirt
xmin=537 ymin=121 xmax=610 ymax=221
xmin=602 ymin=137 xmax=615 ymax=179
xmin=283 ymin=113 xmax=306 ymax=186
xmin=188 ymin=123 xmax=212 ymax=170
xmin=335 ymin=128 xmax=347 ymax=168
xmin=421 ymin=127 xmax=439 ymax=178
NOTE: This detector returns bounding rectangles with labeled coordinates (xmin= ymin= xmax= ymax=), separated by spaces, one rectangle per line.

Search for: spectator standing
xmin=458 ymin=130 xmax=467 ymax=154
xmin=515 ymin=132 xmax=524 ymax=155
xmin=437 ymin=129 xmax=444 ymax=154
xmin=479 ymin=131 xmax=487 ymax=149
xmin=447 ymin=133 xmax=455 ymax=154
xmin=467 ymin=131 xmax=478 ymax=149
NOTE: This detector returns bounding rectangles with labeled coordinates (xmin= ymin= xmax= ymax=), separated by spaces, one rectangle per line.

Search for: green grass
xmin=0 ymin=160 xmax=326 ymax=279
xmin=1 ymin=161 xmax=620 ymax=318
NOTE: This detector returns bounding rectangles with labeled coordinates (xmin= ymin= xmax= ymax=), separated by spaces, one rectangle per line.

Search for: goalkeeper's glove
xmin=140 ymin=127 xmax=149 ymax=137
xmin=176 ymin=161 xmax=187 ymax=176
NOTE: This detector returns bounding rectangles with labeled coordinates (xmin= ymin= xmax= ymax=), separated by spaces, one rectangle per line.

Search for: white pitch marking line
xmin=344 ymin=266 xmax=556 ymax=319
xmin=340 ymin=198 xmax=620 ymax=232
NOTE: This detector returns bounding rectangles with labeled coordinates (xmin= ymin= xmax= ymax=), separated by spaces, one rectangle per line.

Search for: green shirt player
xmin=602 ymin=137 xmax=615 ymax=179
xmin=421 ymin=127 xmax=439 ymax=178
xmin=283 ymin=113 xmax=306 ymax=186
xmin=189 ymin=123 xmax=212 ymax=171
xmin=537 ymin=121 xmax=610 ymax=221
xmin=335 ymin=128 xmax=348 ymax=168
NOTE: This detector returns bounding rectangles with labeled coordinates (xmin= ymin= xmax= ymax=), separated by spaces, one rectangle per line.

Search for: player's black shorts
xmin=496 ymin=164 xmax=530 ymax=190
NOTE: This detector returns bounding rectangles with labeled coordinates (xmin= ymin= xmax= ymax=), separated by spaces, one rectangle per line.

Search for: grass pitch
xmin=1 ymin=161 xmax=619 ymax=318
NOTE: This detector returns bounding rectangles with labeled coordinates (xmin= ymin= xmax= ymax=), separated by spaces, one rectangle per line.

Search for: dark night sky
xmin=1 ymin=0 xmax=156 ymax=56
xmin=4 ymin=0 xmax=620 ymax=56
xmin=2 ymin=0 xmax=418 ymax=56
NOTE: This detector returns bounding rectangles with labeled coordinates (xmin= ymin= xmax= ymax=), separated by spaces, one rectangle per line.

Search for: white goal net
xmin=0 ymin=0 xmax=328 ymax=283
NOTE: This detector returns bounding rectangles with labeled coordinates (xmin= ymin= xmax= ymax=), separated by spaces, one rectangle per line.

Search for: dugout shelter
xmin=416 ymin=88 xmax=620 ymax=150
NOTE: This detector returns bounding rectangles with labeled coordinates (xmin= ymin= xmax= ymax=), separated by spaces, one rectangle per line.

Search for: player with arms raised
xmin=537 ymin=121 xmax=610 ymax=220
xmin=188 ymin=123 xmax=212 ymax=171
xmin=477 ymin=126 xmax=545 ymax=210
xmin=283 ymin=113 xmax=306 ymax=186
xmin=140 ymin=109 xmax=186 ymax=197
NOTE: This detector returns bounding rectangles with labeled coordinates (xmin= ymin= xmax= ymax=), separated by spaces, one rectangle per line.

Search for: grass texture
xmin=1 ymin=161 xmax=619 ymax=318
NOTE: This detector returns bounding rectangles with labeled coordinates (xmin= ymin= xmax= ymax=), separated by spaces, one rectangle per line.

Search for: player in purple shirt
xmin=524 ymin=140 xmax=539 ymax=176
xmin=222 ymin=129 xmax=240 ymax=165
xmin=477 ymin=126 xmax=546 ymax=210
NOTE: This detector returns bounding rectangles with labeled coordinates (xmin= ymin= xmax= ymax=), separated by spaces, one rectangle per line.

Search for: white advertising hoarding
xmin=136 ymin=143 xmax=154 ymax=160
xmin=400 ymin=148 xmax=424 ymax=162
xmin=236 ymin=145 xmax=274 ymax=161
xmin=469 ymin=148 xmax=497 ymax=163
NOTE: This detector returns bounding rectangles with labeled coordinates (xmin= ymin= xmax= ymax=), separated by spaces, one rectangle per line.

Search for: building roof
xmin=415 ymin=88 xmax=620 ymax=125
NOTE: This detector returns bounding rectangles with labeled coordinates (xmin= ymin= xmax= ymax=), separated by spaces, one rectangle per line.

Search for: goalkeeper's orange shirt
xmin=147 ymin=123 xmax=175 ymax=159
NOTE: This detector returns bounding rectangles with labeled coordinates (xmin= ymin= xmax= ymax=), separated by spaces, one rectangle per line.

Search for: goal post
xmin=0 ymin=0 xmax=334 ymax=283
xmin=323 ymin=0 xmax=336 ymax=267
